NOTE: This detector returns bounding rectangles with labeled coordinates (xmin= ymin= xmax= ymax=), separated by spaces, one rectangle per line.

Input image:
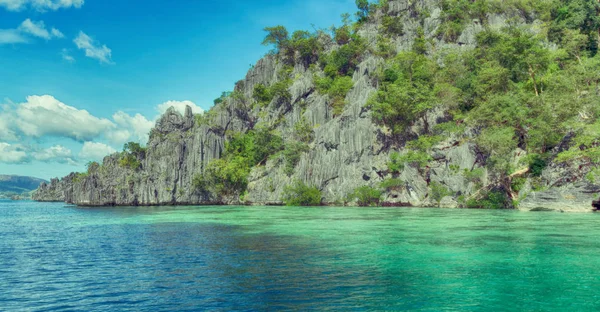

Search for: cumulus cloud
xmin=19 ymin=19 xmax=56 ymax=39
xmin=74 ymin=31 xmax=113 ymax=64
xmin=79 ymin=142 xmax=116 ymax=161
xmin=14 ymin=95 xmax=115 ymax=141
xmin=111 ymin=111 xmax=154 ymax=145
xmin=0 ymin=0 xmax=84 ymax=12
xmin=0 ymin=29 xmax=27 ymax=44
xmin=0 ymin=143 xmax=77 ymax=164
xmin=0 ymin=117 xmax=18 ymax=141
xmin=1 ymin=95 xmax=205 ymax=160
xmin=51 ymin=27 xmax=64 ymax=38
xmin=0 ymin=19 xmax=63 ymax=45
xmin=61 ymin=48 xmax=75 ymax=62
xmin=157 ymin=100 xmax=204 ymax=116
xmin=105 ymin=129 xmax=131 ymax=146
xmin=0 ymin=142 xmax=28 ymax=163
xmin=33 ymin=145 xmax=74 ymax=164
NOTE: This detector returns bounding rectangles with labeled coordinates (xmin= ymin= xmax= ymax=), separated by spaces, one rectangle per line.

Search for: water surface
xmin=2 ymin=200 xmax=600 ymax=311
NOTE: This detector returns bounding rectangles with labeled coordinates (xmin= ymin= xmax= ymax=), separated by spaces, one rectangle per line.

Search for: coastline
xmin=31 ymin=199 xmax=596 ymax=213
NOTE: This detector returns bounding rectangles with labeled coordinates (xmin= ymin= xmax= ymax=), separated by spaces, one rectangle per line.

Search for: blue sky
xmin=0 ymin=0 xmax=357 ymax=180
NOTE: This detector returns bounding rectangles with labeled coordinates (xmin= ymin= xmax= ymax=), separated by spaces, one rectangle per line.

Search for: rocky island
xmin=34 ymin=0 xmax=600 ymax=211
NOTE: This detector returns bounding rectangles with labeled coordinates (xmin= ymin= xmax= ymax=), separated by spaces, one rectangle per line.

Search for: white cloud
xmin=0 ymin=117 xmax=18 ymax=141
xmin=51 ymin=27 xmax=64 ymax=38
xmin=79 ymin=141 xmax=116 ymax=161
xmin=111 ymin=111 xmax=154 ymax=144
xmin=0 ymin=19 xmax=62 ymax=45
xmin=61 ymin=48 xmax=75 ymax=62
xmin=105 ymin=129 xmax=131 ymax=146
xmin=19 ymin=19 xmax=50 ymax=39
xmin=33 ymin=145 xmax=73 ymax=163
xmin=74 ymin=31 xmax=113 ymax=64
xmin=157 ymin=100 xmax=204 ymax=116
xmin=0 ymin=143 xmax=78 ymax=164
xmin=106 ymin=101 xmax=202 ymax=145
xmin=14 ymin=95 xmax=115 ymax=141
xmin=1 ymin=96 xmax=204 ymax=158
xmin=0 ymin=29 xmax=27 ymax=44
xmin=0 ymin=142 xmax=28 ymax=163
xmin=0 ymin=0 xmax=84 ymax=12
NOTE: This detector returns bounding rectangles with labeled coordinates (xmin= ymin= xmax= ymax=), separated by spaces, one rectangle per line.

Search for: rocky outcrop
xmin=518 ymin=182 xmax=599 ymax=212
xmin=518 ymin=161 xmax=600 ymax=212
xmin=34 ymin=174 xmax=75 ymax=202
xmin=33 ymin=0 xmax=599 ymax=210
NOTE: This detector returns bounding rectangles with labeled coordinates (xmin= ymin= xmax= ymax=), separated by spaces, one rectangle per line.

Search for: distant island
xmin=0 ymin=175 xmax=47 ymax=200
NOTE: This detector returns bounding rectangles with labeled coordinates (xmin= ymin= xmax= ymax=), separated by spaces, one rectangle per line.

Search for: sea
xmin=2 ymin=199 xmax=600 ymax=311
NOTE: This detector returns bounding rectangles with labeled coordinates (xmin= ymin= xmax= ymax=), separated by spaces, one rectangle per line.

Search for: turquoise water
xmin=2 ymin=200 xmax=600 ymax=311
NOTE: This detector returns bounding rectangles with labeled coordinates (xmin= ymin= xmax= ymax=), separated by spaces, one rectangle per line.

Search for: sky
xmin=0 ymin=0 xmax=357 ymax=180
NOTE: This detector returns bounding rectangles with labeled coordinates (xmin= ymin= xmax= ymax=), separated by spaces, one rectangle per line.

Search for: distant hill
xmin=0 ymin=175 xmax=47 ymax=194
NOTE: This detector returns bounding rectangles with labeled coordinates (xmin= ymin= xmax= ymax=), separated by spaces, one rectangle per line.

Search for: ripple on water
xmin=1 ymin=202 xmax=600 ymax=311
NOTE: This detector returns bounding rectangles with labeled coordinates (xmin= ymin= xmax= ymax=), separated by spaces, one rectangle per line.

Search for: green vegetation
xmin=527 ymin=154 xmax=548 ymax=177
xmin=262 ymin=25 xmax=289 ymax=53
xmin=118 ymin=142 xmax=146 ymax=170
xmin=278 ymin=118 xmax=315 ymax=176
xmin=293 ymin=117 xmax=315 ymax=143
xmin=362 ymin=0 xmax=600 ymax=207
xmin=180 ymin=1 xmax=600 ymax=208
xmin=320 ymin=35 xmax=366 ymax=78
xmin=262 ymin=26 xmax=324 ymax=66
xmin=86 ymin=161 xmax=100 ymax=174
xmin=213 ymin=91 xmax=232 ymax=105
xmin=547 ymin=0 xmax=600 ymax=56
xmin=381 ymin=15 xmax=403 ymax=36
xmin=368 ymin=51 xmax=439 ymax=134
xmin=282 ymin=141 xmax=310 ymax=176
xmin=313 ymin=75 xmax=354 ymax=115
xmin=388 ymin=150 xmax=432 ymax=173
xmin=379 ymin=178 xmax=404 ymax=191
xmin=465 ymin=190 xmax=511 ymax=209
xmin=430 ymin=181 xmax=451 ymax=207
xmin=511 ymin=177 xmax=527 ymax=193
xmin=252 ymin=79 xmax=292 ymax=108
xmin=462 ymin=168 xmax=485 ymax=184
xmin=475 ymin=127 xmax=517 ymax=174
xmin=348 ymin=185 xmax=383 ymax=206
xmin=282 ymin=180 xmax=322 ymax=206
xmin=193 ymin=128 xmax=284 ymax=196
xmin=557 ymin=121 xmax=600 ymax=164
xmin=435 ymin=0 xmax=556 ymax=42
xmin=252 ymin=84 xmax=272 ymax=106
xmin=194 ymin=109 xmax=218 ymax=128
xmin=290 ymin=30 xmax=323 ymax=66
xmin=72 ymin=172 xmax=88 ymax=183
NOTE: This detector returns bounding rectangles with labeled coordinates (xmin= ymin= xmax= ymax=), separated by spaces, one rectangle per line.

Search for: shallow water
xmin=2 ymin=200 xmax=600 ymax=311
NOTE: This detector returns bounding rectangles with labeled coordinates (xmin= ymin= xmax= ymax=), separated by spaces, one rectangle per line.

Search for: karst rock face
xmin=33 ymin=0 xmax=599 ymax=211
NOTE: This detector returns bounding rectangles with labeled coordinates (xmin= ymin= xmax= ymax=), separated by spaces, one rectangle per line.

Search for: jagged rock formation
xmin=34 ymin=0 xmax=600 ymax=211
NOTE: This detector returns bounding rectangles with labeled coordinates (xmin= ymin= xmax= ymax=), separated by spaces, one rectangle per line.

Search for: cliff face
xmin=34 ymin=0 xmax=600 ymax=211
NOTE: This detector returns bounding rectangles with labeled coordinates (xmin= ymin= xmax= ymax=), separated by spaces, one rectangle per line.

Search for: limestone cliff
xmin=34 ymin=0 xmax=600 ymax=211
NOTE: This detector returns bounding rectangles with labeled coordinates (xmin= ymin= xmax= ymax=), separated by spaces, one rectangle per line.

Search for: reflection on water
xmin=1 ymin=201 xmax=600 ymax=311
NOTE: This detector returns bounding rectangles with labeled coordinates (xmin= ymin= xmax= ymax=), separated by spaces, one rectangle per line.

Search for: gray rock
xmin=33 ymin=0 xmax=593 ymax=211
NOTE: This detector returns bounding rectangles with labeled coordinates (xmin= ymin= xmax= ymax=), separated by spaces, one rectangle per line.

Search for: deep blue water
xmin=2 ymin=200 xmax=600 ymax=311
